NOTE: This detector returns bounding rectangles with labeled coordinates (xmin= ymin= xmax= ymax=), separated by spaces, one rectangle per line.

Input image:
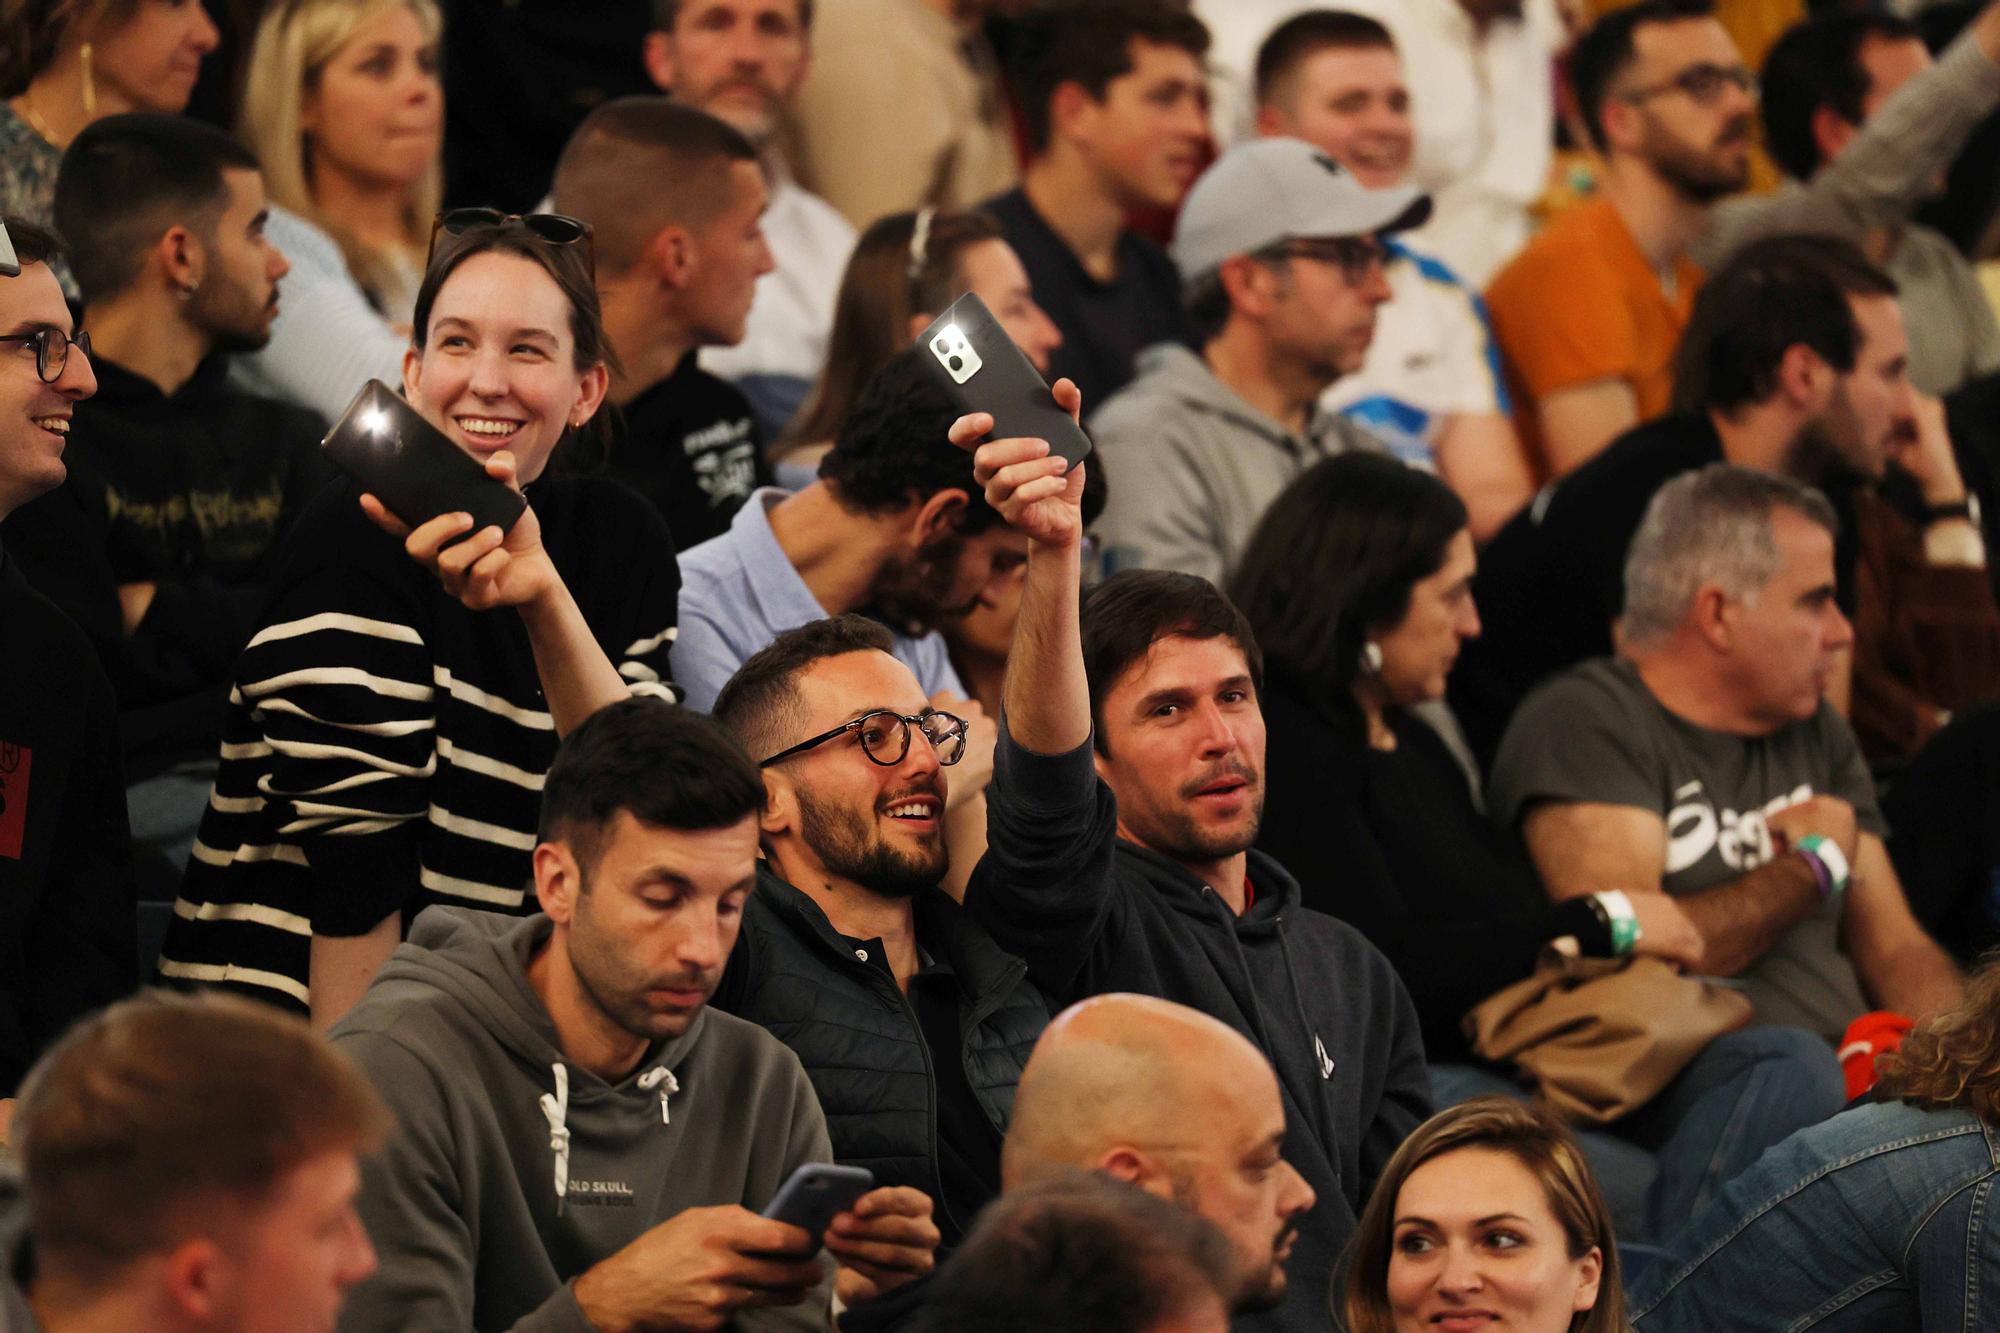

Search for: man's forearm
xmin=1680 ymin=856 xmax=1823 ymax=977
xmin=1003 ymin=538 xmax=1089 ymax=755
xmin=1857 ymin=936 xmax=1964 ymax=1021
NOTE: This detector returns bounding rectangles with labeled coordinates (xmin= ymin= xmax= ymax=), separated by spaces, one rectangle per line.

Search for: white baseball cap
xmin=1171 ymin=137 xmax=1431 ymax=281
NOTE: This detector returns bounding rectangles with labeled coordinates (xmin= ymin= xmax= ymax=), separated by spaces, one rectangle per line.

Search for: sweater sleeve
xmin=962 ymin=721 xmax=1122 ymax=1003
xmin=1692 ymin=34 xmax=2000 ymax=269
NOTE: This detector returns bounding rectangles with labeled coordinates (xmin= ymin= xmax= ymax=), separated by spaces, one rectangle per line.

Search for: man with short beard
xmin=709 ymin=614 xmax=1051 ymax=1256
xmin=4 ymin=113 xmax=326 ymax=874
xmin=1486 ymin=0 xmax=2000 ymax=478
xmin=675 ymin=349 xmax=1014 ymax=886
xmin=950 ymin=385 xmax=1430 ymax=1331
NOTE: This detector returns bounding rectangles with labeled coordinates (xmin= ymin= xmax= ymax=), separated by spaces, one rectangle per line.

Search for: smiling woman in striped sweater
xmin=159 ymin=213 xmax=682 ymax=1028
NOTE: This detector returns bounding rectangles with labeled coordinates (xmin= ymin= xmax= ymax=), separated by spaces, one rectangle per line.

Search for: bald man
xmin=1003 ymin=994 xmax=1317 ymax=1314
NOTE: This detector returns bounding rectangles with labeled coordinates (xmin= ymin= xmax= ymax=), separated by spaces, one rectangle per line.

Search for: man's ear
xmin=162 ymin=1238 xmax=229 ymax=1322
xmin=1597 ymin=95 xmax=1640 ymax=156
xmin=641 ymin=30 xmax=679 ymax=93
xmin=644 ymin=224 xmax=696 ymax=291
xmin=1691 ymin=582 xmax=1736 ymax=653
xmin=533 ymin=842 xmax=583 ymax=924
xmin=157 ymin=223 xmax=202 ymax=295
xmin=1217 ymin=253 xmax=1277 ymax=321
xmin=1776 ymin=342 xmax=1831 ymax=413
xmin=1253 ymin=103 xmax=1290 ymax=139
xmin=1810 ymin=104 xmax=1856 ymax=171
xmin=912 ymin=488 xmax=969 ymax=548
xmin=759 ymin=769 xmax=800 ymax=839
xmin=1097 ymin=1147 xmax=1172 ymax=1200
xmin=1047 ymin=80 xmax=1098 ymax=147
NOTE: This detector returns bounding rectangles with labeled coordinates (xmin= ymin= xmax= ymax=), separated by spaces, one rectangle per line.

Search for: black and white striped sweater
xmin=159 ymin=475 xmax=680 ymax=1012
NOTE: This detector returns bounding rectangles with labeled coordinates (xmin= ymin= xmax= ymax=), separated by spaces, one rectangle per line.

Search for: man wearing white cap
xmin=1089 ymin=136 xmax=1426 ymax=584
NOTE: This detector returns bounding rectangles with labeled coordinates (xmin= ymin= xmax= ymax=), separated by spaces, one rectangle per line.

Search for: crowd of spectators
xmin=6 ymin=0 xmax=2000 ymax=1330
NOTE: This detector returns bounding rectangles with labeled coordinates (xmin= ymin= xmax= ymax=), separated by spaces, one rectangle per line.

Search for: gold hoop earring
xmin=79 ymin=42 xmax=96 ymax=120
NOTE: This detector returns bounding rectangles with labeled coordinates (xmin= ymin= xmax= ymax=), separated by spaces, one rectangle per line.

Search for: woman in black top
xmin=161 ymin=214 xmax=680 ymax=1026
xmin=1233 ymin=454 xmax=1705 ymax=1060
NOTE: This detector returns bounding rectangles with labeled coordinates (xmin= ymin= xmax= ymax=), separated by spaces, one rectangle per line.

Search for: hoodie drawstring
xmin=540 ymin=1062 xmax=572 ymax=1214
xmin=638 ymin=1066 xmax=679 ymax=1124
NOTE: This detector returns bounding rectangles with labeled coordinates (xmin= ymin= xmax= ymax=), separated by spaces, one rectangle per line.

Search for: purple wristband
xmin=1795 ymin=846 xmax=1835 ymax=902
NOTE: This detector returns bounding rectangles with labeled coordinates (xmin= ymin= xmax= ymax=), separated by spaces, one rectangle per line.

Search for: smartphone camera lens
xmin=948 ymin=356 xmax=963 ymax=372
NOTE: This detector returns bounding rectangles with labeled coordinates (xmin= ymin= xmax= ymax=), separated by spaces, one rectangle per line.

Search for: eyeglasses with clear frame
xmin=0 ymin=326 xmax=90 ymax=383
xmin=759 ymin=708 xmax=970 ymax=769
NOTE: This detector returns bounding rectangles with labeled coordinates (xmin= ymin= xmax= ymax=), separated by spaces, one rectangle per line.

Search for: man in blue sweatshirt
xmin=953 ymin=385 xmax=1431 ymax=1331
xmin=330 ymin=701 xmax=940 ymax=1332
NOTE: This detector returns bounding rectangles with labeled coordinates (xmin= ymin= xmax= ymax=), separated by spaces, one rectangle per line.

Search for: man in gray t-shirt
xmin=1490 ymin=466 xmax=1961 ymax=1040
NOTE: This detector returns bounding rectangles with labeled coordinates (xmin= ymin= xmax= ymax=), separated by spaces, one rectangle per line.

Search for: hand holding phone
xmin=322 ymin=380 xmax=526 ymax=541
xmin=918 ymin=292 xmax=1092 ymax=467
xmin=761 ymin=1163 xmax=876 ymax=1249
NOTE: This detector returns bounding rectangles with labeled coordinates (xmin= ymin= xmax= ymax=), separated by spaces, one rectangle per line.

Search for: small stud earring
xmin=1360 ymin=641 xmax=1384 ymax=674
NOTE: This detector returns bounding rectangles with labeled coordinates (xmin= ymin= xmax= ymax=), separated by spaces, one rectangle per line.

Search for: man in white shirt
xmin=644 ymin=0 xmax=856 ymax=436
xmin=1196 ymin=0 xmax=1559 ymax=287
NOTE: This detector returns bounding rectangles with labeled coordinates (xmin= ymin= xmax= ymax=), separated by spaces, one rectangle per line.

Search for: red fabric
xmin=1840 ymin=1010 xmax=1915 ymax=1100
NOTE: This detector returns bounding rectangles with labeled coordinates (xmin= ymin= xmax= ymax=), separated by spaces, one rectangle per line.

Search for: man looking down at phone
xmin=2 ymin=114 xmax=326 ymax=879
xmin=951 ymin=380 xmax=1430 ymax=1331
xmin=550 ymin=97 xmax=776 ymax=551
xmin=159 ymin=212 xmax=682 ymax=1031
xmin=676 ymin=350 xmax=1018 ymax=891
xmin=706 ymin=613 xmax=1051 ymax=1253
xmin=1089 ymin=136 xmax=1419 ymax=585
xmin=328 ymin=699 xmax=938 ymax=1331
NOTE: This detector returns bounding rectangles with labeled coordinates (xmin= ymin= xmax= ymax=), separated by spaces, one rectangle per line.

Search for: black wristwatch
xmin=1923 ymin=494 xmax=1981 ymax=525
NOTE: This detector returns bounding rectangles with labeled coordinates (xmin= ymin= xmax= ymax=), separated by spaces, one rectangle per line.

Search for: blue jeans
xmin=1431 ymin=1026 xmax=1845 ymax=1246
xmin=1632 ymin=1101 xmax=2000 ymax=1331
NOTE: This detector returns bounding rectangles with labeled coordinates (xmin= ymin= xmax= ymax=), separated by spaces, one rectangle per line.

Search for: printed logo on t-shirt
xmin=567 ymin=1178 xmax=637 ymax=1207
xmin=0 ymin=741 xmax=30 ymax=860
xmin=684 ymin=416 xmax=760 ymax=510
xmin=1664 ymin=779 xmax=1813 ymax=876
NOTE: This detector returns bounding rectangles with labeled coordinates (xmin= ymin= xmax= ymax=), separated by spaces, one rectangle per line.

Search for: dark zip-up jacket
xmin=714 ymin=869 xmax=1049 ymax=1243
xmin=966 ymin=726 xmax=1432 ymax=1333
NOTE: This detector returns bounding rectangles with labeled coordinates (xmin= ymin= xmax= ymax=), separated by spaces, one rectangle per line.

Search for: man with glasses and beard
xmin=675 ymin=348 xmax=1010 ymax=887
xmin=1487 ymin=0 xmax=2000 ymax=479
xmin=5 ymin=114 xmax=325 ymax=876
xmin=709 ymin=614 xmax=1050 ymax=1259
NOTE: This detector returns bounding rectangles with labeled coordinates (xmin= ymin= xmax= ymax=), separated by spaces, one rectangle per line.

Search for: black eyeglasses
xmin=1623 ymin=62 xmax=1757 ymax=107
xmin=426 ymin=208 xmax=595 ymax=272
xmin=1264 ymin=236 xmax=1390 ymax=287
xmin=759 ymin=709 xmax=970 ymax=769
xmin=0 ymin=326 xmax=89 ymax=383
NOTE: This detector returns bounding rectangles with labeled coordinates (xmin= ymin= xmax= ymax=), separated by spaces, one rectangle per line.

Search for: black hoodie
xmin=965 ymin=727 xmax=1431 ymax=1332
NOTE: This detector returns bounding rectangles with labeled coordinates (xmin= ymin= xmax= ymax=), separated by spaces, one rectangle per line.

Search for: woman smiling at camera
xmin=158 ymin=211 xmax=681 ymax=1030
xmin=1343 ymin=1097 xmax=1627 ymax=1333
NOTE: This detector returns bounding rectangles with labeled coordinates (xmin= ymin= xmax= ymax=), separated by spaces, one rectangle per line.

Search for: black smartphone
xmin=917 ymin=292 xmax=1092 ymax=467
xmin=760 ymin=1163 xmax=876 ymax=1246
xmin=320 ymin=380 xmax=527 ymax=539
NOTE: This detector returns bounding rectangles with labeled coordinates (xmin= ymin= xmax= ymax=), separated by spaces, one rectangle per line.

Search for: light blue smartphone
xmin=760 ymin=1163 xmax=876 ymax=1244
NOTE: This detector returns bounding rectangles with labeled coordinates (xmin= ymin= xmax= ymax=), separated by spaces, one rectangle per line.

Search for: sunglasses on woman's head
xmin=425 ymin=209 xmax=595 ymax=273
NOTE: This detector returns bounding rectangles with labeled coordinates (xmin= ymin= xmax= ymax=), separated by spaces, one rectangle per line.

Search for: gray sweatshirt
xmin=332 ymin=908 xmax=835 ymax=1333
xmin=1089 ymin=342 xmax=1386 ymax=585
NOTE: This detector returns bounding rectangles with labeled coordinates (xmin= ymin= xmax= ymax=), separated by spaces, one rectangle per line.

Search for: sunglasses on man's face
xmin=424 ymin=209 xmax=595 ymax=272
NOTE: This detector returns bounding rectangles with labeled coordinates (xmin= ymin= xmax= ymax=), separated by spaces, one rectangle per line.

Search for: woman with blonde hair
xmin=231 ymin=0 xmax=442 ymax=422
xmin=0 ymin=0 xmax=218 ymax=298
xmin=1344 ymin=1096 xmax=1626 ymax=1333
xmin=1632 ymin=960 xmax=2000 ymax=1331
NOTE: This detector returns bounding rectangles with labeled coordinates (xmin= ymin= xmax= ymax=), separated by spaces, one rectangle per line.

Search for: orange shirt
xmin=1484 ymin=197 xmax=1702 ymax=474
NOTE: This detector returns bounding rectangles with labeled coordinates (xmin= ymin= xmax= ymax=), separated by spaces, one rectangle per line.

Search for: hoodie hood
xmin=1112 ymin=836 xmax=1304 ymax=933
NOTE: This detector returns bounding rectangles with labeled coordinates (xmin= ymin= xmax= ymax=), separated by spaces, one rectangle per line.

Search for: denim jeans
xmin=1431 ymin=1025 xmax=1845 ymax=1246
xmin=1631 ymin=1101 xmax=2000 ymax=1332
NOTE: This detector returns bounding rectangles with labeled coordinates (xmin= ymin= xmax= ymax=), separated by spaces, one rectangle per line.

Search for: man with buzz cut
xmin=641 ymin=0 xmax=856 ymax=436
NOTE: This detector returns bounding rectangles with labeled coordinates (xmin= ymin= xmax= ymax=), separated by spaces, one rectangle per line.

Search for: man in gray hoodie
xmin=1090 ymin=136 xmax=1425 ymax=584
xmin=331 ymin=700 xmax=941 ymax=1332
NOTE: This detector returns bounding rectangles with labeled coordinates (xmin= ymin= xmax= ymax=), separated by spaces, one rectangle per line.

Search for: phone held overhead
xmin=919 ymin=292 xmax=1092 ymax=466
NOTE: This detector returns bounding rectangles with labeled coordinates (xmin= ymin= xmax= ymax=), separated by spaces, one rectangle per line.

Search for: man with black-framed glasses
xmin=0 ymin=210 xmax=137 ymax=1133
xmin=1091 ymin=135 xmax=1422 ymax=585
xmin=707 ymin=612 xmax=1052 ymax=1261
